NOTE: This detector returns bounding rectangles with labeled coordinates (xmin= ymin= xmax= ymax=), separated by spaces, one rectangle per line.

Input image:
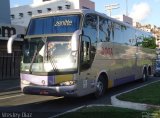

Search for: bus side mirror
xmin=71 ymin=30 xmax=82 ymax=51
xmin=7 ymin=34 xmax=24 ymax=53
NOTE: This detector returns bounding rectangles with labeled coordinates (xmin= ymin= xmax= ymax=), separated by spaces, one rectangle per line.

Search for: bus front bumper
xmin=22 ymin=84 xmax=78 ymax=97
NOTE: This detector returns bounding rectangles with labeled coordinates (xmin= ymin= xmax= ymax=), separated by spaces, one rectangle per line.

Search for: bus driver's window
xmin=81 ymin=36 xmax=91 ymax=70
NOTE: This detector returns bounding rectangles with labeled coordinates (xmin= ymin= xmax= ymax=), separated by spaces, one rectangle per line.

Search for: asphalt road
xmin=0 ymin=76 xmax=160 ymax=118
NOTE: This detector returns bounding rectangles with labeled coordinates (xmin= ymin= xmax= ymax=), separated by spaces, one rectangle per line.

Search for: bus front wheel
xmin=94 ymin=76 xmax=107 ymax=98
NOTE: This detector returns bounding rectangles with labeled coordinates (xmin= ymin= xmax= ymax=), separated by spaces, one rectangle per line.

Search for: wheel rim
xmin=96 ymin=81 xmax=103 ymax=96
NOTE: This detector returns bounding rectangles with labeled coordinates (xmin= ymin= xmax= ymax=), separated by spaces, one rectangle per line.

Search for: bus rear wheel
xmin=94 ymin=76 xmax=107 ymax=98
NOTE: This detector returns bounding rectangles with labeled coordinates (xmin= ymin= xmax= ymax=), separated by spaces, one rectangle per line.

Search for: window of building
xmin=28 ymin=11 xmax=32 ymax=16
xmin=43 ymin=0 xmax=50 ymax=2
xmin=19 ymin=13 xmax=23 ymax=18
xmin=65 ymin=5 xmax=71 ymax=9
xmin=47 ymin=8 xmax=52 ymax=12
xmin=11 ymin=14 xmax=15 ymax=19
xmin=57 ymin=6 xmax=62 ymax=10
xmin=37 ymin=10 xmax=42 ymax=13
xmin=82 ymin=6 xmax=89 ymax=9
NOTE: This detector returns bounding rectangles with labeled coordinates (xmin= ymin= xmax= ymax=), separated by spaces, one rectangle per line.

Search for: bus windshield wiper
xmin=44 ymin=38 xmax=59 ymax=72
xmin=29 ymin=37 xmax=59 ymax=73
xmin=29 ymin=49 xmax=38 ymax=73
xmin=29 ymin=37 xmax=46 ymax=73
xmin=47 ymin=52 xmax=59 ymax=72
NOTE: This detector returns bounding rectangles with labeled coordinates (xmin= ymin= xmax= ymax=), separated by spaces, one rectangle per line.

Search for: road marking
xmin=0 ymin=94 xmax=24 ymax=100
xmin=48 ymin=104 xmax=116 ymax=118
xmin=48 ymin=106 xmax=85 ymax=118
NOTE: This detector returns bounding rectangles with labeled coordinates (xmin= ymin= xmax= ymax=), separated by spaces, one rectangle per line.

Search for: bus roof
xmin=31 ymin=9 xmax=129 ymax=27
xmin=31 ymin=9 xmax=152 ymax=37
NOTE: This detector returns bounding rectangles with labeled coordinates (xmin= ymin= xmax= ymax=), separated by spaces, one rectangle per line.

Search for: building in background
xmin=0 ymin=0 xmax=11 ymax=24
xmin=0 ymin=0 xmax=25 ymax=80
xmin=134 ymin=22 xmax=160 ymax=49
xmin=10 ymin=0 xmax=95 ymax=27
xmin=112 ymin=14 xmax=133 ymax=26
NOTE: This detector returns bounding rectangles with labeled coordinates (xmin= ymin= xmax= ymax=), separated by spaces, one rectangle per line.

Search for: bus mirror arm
xmin=7 ymin=34 xmax=24 ymax=53
xmin=71 ymin=30 xmax=82 ymax=51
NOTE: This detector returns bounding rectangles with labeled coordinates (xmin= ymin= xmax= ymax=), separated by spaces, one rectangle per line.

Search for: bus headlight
xmin=21 ymin=80 xmax=31 ymax=85
xmin=60 ymin=81 xmax=75 ymax=86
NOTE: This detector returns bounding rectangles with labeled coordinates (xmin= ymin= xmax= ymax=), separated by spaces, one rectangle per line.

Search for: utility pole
xmin=105 ymin=3 xmax=119 ymax=16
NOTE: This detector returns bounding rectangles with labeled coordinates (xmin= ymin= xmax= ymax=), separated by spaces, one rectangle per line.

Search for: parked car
xmin=154 ymin=60 xmax=160 ymax=77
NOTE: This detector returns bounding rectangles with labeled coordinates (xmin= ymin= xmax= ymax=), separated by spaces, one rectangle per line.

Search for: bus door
xmin=79 ymin=36 xmax=95 ymax=92
xmin=78 ymin=14 xmax=98 ymax=95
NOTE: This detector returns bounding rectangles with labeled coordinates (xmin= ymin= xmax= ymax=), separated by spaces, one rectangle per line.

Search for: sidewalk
xmin=0 ymin=79 xmax=20 ymax=93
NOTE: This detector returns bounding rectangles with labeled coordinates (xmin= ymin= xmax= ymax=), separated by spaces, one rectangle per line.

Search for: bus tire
xmin=148 ymin=66 xmax=152 ymax=76
xmin=94 ymin=75 xmax=107 ymax=98
xmin=142 ymin=69 xmax=148 ymax=82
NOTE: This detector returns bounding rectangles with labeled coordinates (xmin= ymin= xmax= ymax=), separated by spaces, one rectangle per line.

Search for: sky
xmin=10 ymin=0 xmax=160 ymax=27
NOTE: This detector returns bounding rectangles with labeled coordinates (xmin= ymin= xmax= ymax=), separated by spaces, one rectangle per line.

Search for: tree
xmin=142 ymin=37 xmax=156 ymax=49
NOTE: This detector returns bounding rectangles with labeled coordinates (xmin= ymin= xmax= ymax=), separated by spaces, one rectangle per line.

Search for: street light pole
xmin=105 ymin=3 xmax=119 ymax=16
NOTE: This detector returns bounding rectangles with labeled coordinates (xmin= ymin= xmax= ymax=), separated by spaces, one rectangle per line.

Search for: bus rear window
xmin=27 ymin=15 xmax=81 ymax=35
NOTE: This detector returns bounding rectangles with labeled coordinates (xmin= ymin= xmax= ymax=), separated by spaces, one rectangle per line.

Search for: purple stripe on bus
xmin=114 ymin=75 xmax=135 ymax=86
xmin=48 ymin=76 xmax=55 ymax=85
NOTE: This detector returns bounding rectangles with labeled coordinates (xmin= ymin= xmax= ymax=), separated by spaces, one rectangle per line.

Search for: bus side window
xmin=81 ymin=36 xmax=91 ymax=70
xmin=99 ymin=17 xmax=110 ymax=42
xmin=83 ymin=14 xmax=97 ymax=44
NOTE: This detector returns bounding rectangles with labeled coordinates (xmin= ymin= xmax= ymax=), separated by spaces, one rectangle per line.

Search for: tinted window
xmin=81 ymin=14 xmax=98 ymax=70
xmin=27 ymin=15 xmax=81 ymax=35
xmin=83 ymin=14 xmax=97 ymax=44
xmin=99 ymin=18 xmax=114 ymax=42
xmin=114 ymin=23 xmax=136 ymax=45
xmin=114 ymin=23 xmax=125 ymax=44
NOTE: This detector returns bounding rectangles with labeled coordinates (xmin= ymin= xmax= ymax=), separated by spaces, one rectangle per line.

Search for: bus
xmin=7 ymin=9 xmax=156 ymax=98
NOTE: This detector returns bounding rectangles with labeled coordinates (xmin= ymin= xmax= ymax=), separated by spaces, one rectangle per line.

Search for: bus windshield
xmin=22 ymin=36 xmax=78 ymax=73
xmin=27 ymin=14 xmax=81 ymax=35
xmin=21 ymin=14 xmax=81 ymax=73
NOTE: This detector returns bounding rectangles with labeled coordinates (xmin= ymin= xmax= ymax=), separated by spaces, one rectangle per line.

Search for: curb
xmin=111 ymin=79 xmax=160 ymax=111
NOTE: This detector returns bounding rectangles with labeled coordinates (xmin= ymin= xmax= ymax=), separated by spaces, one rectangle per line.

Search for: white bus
xmin=8 ymin=9 xmax=156 ymax=97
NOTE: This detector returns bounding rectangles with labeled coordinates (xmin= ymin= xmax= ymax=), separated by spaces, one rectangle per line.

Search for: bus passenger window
xmin=83 ymin=14 xmax=97 ymax=44
xmin=99 ymin=17 xmax=109 ymax=42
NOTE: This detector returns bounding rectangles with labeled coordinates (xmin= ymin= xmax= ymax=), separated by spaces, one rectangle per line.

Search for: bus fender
xmin=96 ymin=70 xmax=109 ymax=83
